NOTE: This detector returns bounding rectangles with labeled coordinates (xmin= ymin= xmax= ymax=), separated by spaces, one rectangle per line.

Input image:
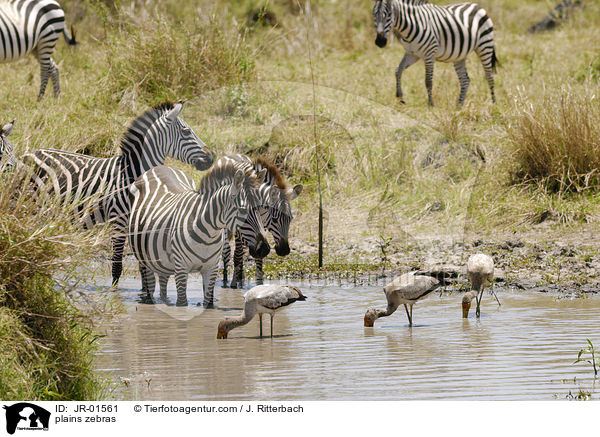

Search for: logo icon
xmin=3 ymin=403 xmax=50 ymax=435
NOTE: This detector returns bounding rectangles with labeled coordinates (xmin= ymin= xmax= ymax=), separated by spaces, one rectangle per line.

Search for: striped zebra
xmin=0 ymin=0 xmax=77 ymax=99
xmin=373 ymin=0 xmax=497 ymax=106
xmin=128 ymin=164 xmax=270 ymax=307
xmin=1 ymin=120 xmax=16 ymax=170
xmin=219 ymin=154 xmax=302 ymax=288
xmin=23 ymin=101 xmax=214 ymax=286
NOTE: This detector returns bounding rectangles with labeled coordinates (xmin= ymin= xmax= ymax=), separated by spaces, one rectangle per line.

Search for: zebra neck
xmin=394 ymin=0 xmax=421 ymax=37
xmin=119 ymin=131 xmax=167 ymax=184
xmin=195 ymin=186 xmax=237 ymax=234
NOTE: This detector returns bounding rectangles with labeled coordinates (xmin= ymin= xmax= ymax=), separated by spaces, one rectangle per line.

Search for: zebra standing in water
xmin=1 ymin=120 xmax=17 ymax=170
xmin=373 ymin=0 xmax=497 ymax=106
xmin=128 ymin=164 xmax=270 ymax=307
xmin=0 ymin=0 xmax=77 ymax=99
xmin=219 ymin=154 xmax=302 ymax=288
xmin=23 ymin=102 xmax=214 ymax=286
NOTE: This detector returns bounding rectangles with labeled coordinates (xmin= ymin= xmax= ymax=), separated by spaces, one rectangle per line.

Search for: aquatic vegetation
xmin=573 ymin=339 xmax=599 ymax=377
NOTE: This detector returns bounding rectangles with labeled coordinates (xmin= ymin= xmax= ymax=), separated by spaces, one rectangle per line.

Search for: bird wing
xmin=384 ymin=273 xmax=440 ymax=300
xmin=251 ymin=285 xmax=306 ymax=310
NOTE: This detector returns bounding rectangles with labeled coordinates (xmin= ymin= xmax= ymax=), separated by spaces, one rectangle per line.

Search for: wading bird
xmin=364 ymin=273 xmax=440 ymax=327
xmin=463 ymin=253 xmax=494 ymax=318
xmin=217 ymin=285 xmax=307 ymax=339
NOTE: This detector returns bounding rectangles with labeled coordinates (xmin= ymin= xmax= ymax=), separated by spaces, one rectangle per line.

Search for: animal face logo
xmin=3 ymin=403 xmax=51 ymax=435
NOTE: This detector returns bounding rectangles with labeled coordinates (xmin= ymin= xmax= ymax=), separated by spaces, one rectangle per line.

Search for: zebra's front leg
xmin=230 ymin=232 xmax=245 ymax=289
xmin=111 ymin=233 xmax=127 ymax=287
xmin=424 ymin=55 xmax=436 ymax=106
xmin=139 ymin=263 xmax=156 ymax=304
xmin=201 ymin=268 xmax=218 ymax=308
xmin=222 ymin=236 xmax=232 ymax=287
xmin=395 ymin=53 xmax=419 ymax=104
xmin=174 ymin=270 xmax=189 ymax=307
xmin=255 ymin=258 xmax=264 ymax=285
xmin=453 ymin=60 xmax=470 ymax=106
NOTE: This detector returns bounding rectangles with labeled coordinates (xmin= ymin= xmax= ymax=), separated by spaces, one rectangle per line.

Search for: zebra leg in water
xmin=255 ymin=258 xmax=264 ymax=285
xmin=222 ymin=235 xmax=232 ymax=287
xmin=174 ymin=269 xmax=189 ymax=307
xmin=453 ymin=59 xmax=470 ymax=106
xmin=158 ymin=275 xmax=170 ymax=303
xmin=139 ymin=264 xmax=156 ymax=304
xmin=111 ymin=233 xmax=127 ymax=287
xmin=395 ymin=53 xmax=419 ymax=104
xmin=230 ymin=231 xmax=245 ymax=289
xmin=201 ymin=268 xmax=218 ymax=308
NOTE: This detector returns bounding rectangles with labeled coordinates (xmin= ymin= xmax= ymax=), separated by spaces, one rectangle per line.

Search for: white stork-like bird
xmin=217 ymin=285 xmax=307 ymax=339
xmin=463 ymin=253 xmax=494 ymax=318
xmin=364 ymin=273 xmax=440 ymax=327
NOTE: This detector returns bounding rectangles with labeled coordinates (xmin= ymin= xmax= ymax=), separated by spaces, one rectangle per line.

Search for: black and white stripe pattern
xmin=23 ymin=102 xmax=214 ymax=286
xmin=1 ymin=120 xmax=16 ymax=170
xmin=373 ymin=0 xmax=497 ymax=105
xmin=218 ymin=154 xmax=302 ymax=288
xmin=128 ymin=164 xmax=269 ymax=307
xmin=0 ymin=0 xmax=77 ymax=99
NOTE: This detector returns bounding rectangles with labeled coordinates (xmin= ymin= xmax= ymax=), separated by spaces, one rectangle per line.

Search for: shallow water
xmin=94 ymin=274 xmax=600 ymax=400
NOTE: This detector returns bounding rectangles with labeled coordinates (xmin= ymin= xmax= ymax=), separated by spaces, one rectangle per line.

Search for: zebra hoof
xmin=202 ymin=301 xmax=215 ymax=309
xmin=175 ymin=300 xmax=188 ymax=307
xmin=139 ymin=296 xmax=154 ymax=305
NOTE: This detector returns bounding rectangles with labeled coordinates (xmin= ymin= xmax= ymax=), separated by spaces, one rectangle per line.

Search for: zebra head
xmin=231 ymin=168 xmax=271 ymax=259
xmin=373 ymin=0 xmax=394 ymax=48
xmin=162 ymin=101 xmax=214 ymax=171
xmin=264 ymin=184 xmax=303 ymax=257
xmin=1 ymin=120 xmax=16 ymax=171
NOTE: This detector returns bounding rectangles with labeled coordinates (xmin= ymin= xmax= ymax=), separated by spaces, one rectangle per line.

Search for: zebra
xmin=1 ymin=120 xmax=17 ymax=170
xmin=22 ymin=101 xmax=214 ymax=286
xmin=128 ymin=164 xmax=270 ymax=307
xmin=373 ymin=0 xmax=497 ymax=106
xmin=218 ymin=154 xmax=302 ymax=288
xmin=0 ymin=0 xmax=77 ymax=99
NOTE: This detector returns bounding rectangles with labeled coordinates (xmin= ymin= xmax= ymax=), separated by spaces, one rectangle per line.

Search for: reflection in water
xmin=94 ymin=274 xmax=600 ymax=400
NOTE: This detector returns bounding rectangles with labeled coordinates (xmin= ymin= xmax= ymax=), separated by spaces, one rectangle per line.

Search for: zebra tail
xmin=63 ymin=25 xmax=78 ymax=46
xmin=491 ymin=48 xmax=499 ymax=73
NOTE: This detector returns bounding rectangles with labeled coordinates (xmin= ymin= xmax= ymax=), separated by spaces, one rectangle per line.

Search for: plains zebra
xmin=0 ymin=0 xmax=77 ymax=99
xmin=22 ymin=101 xmax=214 ymax=286
xmin=218 ymin=154 xmax=302 ymax=288
xmin=373 ymin=0 xmax=497 ymax=106
xmin=128 ymin=164 xmax=270 ymax=307
xmin=1 ymin=120 xmax=16 ymax=170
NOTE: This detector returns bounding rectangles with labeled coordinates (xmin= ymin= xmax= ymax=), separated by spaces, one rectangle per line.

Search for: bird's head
xmin=364 ymin=308 xmax=377 ymax=327
xmin=462 ymin=296 xmax=471 ymax=319
xmin=217 ymin=321 xmax=229 ymax=339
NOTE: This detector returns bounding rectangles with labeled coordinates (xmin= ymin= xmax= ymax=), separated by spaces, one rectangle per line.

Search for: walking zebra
xmin=218 ymin=154 xmax=302 ymax=288
xmin=0 ymin=0 xmax=77 ymax=99
xmin=1 ymin=120 xmax=16 ymax=170
xmin=128 ymin=164 xmax=270 ymax=307
xmin=373 ymin=0 xmax=497 ymax=106
xmin=23 ymin=101 xmax=214 ymax=286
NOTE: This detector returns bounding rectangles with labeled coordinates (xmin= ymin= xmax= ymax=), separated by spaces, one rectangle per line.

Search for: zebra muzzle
xmin=249 ymin=234 xmax=270 ymax=259
xmin=275 ymin=240 xmax=290 ymax=257
xmin=192 ymin=155 xmax=214 ymax=171
xmin=375 ymin=34 xmax=387 ymax=48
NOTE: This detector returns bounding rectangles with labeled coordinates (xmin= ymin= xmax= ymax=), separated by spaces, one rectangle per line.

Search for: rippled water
xmin=94 ymin=273 xmax=600 ymax=400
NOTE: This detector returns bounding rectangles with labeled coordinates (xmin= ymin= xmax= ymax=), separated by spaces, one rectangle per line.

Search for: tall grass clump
xmin=508 ymin=88 xmax=600 ymax=193
xmin=106 ymin=10 xmax=256 ymax=104
xmin=0 ymin=178 xmax=107 ymax=400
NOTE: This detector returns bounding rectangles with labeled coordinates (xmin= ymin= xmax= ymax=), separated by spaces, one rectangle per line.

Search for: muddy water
xmin=94 ymin=275 xmax=600 ymax=400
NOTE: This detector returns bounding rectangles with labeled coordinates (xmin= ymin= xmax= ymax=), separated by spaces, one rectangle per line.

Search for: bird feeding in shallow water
xmin=364 ymin=273 xmax=441 ymax=327
xmin=217 ymin=285 xmax=307 ymax=339
xmin=463 ymin=253 xmax=495 ymax=318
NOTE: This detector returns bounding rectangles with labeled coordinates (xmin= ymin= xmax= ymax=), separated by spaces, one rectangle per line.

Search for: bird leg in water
xmin=270 ymin=314 xmax=274 ymax=338
xmin=259 ymin=313 xmax=263 ymax=338
xmin=404 ymin=304 xmax=413 ymax=327
xmin=491 ymin=282 xmax=501 ymax=306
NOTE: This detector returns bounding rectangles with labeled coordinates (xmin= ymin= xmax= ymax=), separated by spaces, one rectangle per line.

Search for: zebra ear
xmin=166 ymin=102 xmax=185 ymax=123
xmin=232 ymin=169 xmax=245 ymax=194
xmin=256 ymin=168 xmax=267 ymax=184
xmin=287 ymin=184 xmax=303 ymax=200
xmin=2 ymin=120 xmax=14 ymax=136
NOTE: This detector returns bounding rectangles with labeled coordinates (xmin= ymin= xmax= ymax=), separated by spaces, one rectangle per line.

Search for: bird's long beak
xmin=217 ymin=329 xmax=228 ymax=339
xmin=364 ymin=315 xmax=374 ymax=327
xmin=462 ymin=300 xmax=471 ymax=319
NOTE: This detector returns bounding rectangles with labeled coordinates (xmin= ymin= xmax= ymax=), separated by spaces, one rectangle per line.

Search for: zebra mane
xmin=119 ymin=102 xmax=175 ymax=153
xmin=196 ymin=163 xmax=258 ymax=195
xmin=400 ymin=0 xmax=429 ymax=5
xmin=253 ymin=157 xmax=287 ymax=190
